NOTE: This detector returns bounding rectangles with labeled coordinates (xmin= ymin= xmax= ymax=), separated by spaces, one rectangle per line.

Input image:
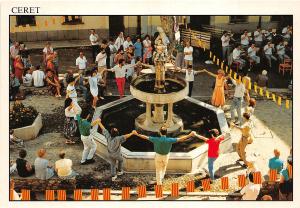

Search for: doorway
xmin=190 ymin=16 xmax=211 ymax=30
xmin=109 ymin=16 xmax=125 ymax=38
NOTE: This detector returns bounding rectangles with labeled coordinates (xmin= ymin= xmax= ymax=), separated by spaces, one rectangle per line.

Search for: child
xmin=66 ymin=76 xmax=80 ymax=104
xmin=245 ymin=98 xmax=256 ymax=117
xmin=22 ymin=67 xmax=33 ymax=87
xmin=9 ymin=129 xmax=24 ymax=148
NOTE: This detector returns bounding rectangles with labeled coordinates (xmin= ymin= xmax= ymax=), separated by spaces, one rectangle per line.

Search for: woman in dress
xmin=63 ymin=98 xmax=81 ymax=144
xmin=45 ymin=69 xmax=61 ymax=97
xmin=89 ymin=68 xmax=100 ymax=108
xmin=13 ymin=55 xmax=24 ymax=82
xmin=205 ymin=69 xmax=227 ymax=107
xmin=143 ymin=35 xmax=152 ymax=64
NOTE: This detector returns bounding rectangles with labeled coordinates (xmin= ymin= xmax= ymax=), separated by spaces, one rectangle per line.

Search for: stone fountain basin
xmin=130 ymin=73 xmax=188 ymax=104
xmin=91 ymin=96 xmax=232 ymax=173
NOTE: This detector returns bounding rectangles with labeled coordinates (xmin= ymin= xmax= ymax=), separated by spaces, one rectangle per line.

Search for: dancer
xmin=205 ymin=69 xmax=227 ymax=108
xmin=98 ymin=119 xmax=136 ymax=181
xmin=134 ymin=127 xmax=194 ymax=185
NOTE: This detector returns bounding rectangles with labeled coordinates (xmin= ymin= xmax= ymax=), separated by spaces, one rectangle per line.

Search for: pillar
xmin=144 ymin=102 xmax=153 ymax=125
xmin=165 ymin=103 xmax=174 ymax=127
xmin=153 ymin=104 xmax=164 ymax=123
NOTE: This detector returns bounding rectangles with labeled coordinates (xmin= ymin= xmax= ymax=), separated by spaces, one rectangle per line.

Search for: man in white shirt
xmin=247 ymin=43 xmax=260 ymax=64
xmin=32 ymin=66 xmax=45 ymax=87
xmin=123 ymin=36 xmax=133 ymax=51
xmin=232 ymin=45 xmax=246 ymax=69
xmin=89 ymin=29 xmax=100 ymax=62
xmin=107 ymin=59 xmax=126 ymax=98
xmin=240 ymin=172 xmax=261 ymax=200
xmin=253 ymin=27 xmax=263 ymax=47
xmin=221 ymin=31 xmax=231 ymax=61
xmin=115 ymin=32 xmax=124 ymax=50
xmin=264 ymin=28 xmax=273 ymax=42
xmin=241 ymin=30 xmax=251 ymax=50
xmin=10 ymin=41 xmax=19 ymax=59
xmin=264 ymin=41 xmax=277 ymax=68
xmin=95 ymin=49 xmax=107 ymax=68
xmin=76 ymin=52 xmax=88 ymax=72
xmin=184 ymin=41 xmax=193 ymax=68
xmin=230 ymin=77 xmax=246 ymax=125
xmin=276 ymin=41 xmax=290 ymax=63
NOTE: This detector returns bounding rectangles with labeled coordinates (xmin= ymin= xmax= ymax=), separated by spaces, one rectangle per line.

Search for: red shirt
xmin=206 ymin=136 xmax=224 ymax=158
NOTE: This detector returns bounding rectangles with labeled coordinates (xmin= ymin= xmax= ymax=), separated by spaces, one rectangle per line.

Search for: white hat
xmin=262 ymin=70 xmax=268 ymax=75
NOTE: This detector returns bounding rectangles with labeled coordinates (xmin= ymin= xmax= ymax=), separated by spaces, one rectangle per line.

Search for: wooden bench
xmin=180 ymin=29 xmax=211 ymax=50
xmin=201 ymin=25 xmax=225 ymax=38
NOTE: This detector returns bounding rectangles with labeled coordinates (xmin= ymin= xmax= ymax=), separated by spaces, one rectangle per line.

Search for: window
xmin=271 ymin=15 xmax=281 ymax=22
xmin=62 ymin=16 xmax=83 ymax=25
xmin=16 ymin=16 xmax=36 ymax=26
xmin=229 ymin=15 xmax=248 ymax=24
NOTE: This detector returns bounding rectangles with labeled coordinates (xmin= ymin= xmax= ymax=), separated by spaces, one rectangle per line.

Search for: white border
xmin=0 ymin=0 xmax=298 ymax=208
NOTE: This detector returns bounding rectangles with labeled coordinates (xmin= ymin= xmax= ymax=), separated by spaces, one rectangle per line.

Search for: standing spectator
xmin=134 ymin=37 xmax=142 ymax=58
xmin=42 ymin=42 xmax=54 ymax=65
xmin=22 ymin=68 xmax=33 ymax=87
xmin=19 ymin=42 xmax=31 ymax=68
xmin=77 ymin=71 xmax=88 ymax=102
xmin=89 ymin=29 xmax=100 ymax=62
xmin=254 ymin=27 xmax=263 ymax=47
xmin=221 ymin=31 xmax=231 ymax=61
xmin=269 ymin=149 xmax=284 ymax=174
xmin=230 ymin=77 xmax=246 ymax=125
xmin=248 ymin=43 xmax=260 ymax=64
xmin=16 ymin=149 xmax=35 ymax=177
xmin=114 ymin=49 xmax=125 ymax=65
xmin=276 ymin=41 xmax=290 ymax=63
xmin=76 ymin=52 xmax=88 ymax=72
xmin=34 ymin=149 xmax=55 ymax=180
xmin=95 ymin=47 xmax=107 ymax=89
xmin=175 ymin=40 xmax=185 ymax=69
xmin=107 ymin=59 xmax=127 ymax=98
xmin=279 ymin=159 xmax=293 ymax=200
xmin=55 ymin=151 xmax=78 ymax=179
xmin=10 ymin=41 xmax=20 ymax=59
xmin=256 ymin=70 xmax=268 ymax=90
xmin=263 ymin=41 xmax=277 ymax=68
xmin=241 ymin=30 xmax=251 ymax=50
xmin=177 ymin=65 xmax=205 ymax=97
xmin=32 ymin=65 xmax=45 ymax=87
xmin=115 ymin=32 xmax=125 ymax=50
xmin=184 ymin=41 xmax=193 ymax=67
xmin=102 ymin=39 xmax=111 ymax=69
xmin=124 ymin=58 xmax=136 ymax=84
xmin=232 ymin=44 xmax=246 ymax=70
xmin=98 ymin=119 xmax=135 ymax=181
xmin=53 ymin=51 xmax=59 ymax=73
xmin=143 ymin=35 xmax=152 ymax=64
xmin=64 ymin=98 xmax=81 ymax=144
xmin=109 ymin=38 xmax=117 ymax=68
xmin=45 ymin=69 xmax=61 ymax=98
xmin=9 ymin=73 xmax=20 ymax=101
xmin=231 ymin=113 xmax=254 ymax=167
xmin=75 ymin=108 xmax=100 ymax=165
xmin=205 ymin=69 xmax=227 ymax=108
xmin=123 ymin=36 xmax=133 ymax=51
xmin=134 ymin=127 xmax=194 ymax=185
xmin=240 ymin=172 xmax=261 ymax=200
xmin=13 ymin=55 xmax=24 ymax=82
xmin=194 ymin=129 xmax=225 ymax=181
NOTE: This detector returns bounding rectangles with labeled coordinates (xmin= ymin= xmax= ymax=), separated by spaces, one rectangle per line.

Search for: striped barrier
xmin=269 ymin=169 xmax=277 ymax=182
xmin=238 ymin=174 xmax=246 ymax=188
xmin=221 ymin=177 xmax=229 ymax=190
xmin=90 ymin=188 xmax=99 ymax=200
xmin=287 ymin=164 xmax=292 ymax=178
xmin=21 ymin=189 xmax=30 ymax=200
xmin=201 ymin=178 xmax=211 ymax=191
xmin=171 ymin=182 xmax=179 ymax=197
xmin=186 ymin=180 xmax=195 ymax=192
xmin=137 ymin=185 xmax=147 ymax=198
xmin=154 ymin=185 xmax=163 ymax=198
xmin=103 ymin=188 xmax=111 ymax=200
xmin=74 ymin=189 xmax=82 ymax=200
xmin=253 ymin=172 xmax=262 ymax=184
xmin=10 ymin=189 xmax=14 ymax=200
xmin=57 ymin=190 xmax=66 ymax=200
xmin=45 ymin=190 xmax=55 ymax=200
xmin=121 ymin=187 xmax=130 ymax=200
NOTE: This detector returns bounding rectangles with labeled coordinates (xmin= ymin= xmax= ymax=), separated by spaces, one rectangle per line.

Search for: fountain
xmin=91 ymin=27 xmax=231 ymax=173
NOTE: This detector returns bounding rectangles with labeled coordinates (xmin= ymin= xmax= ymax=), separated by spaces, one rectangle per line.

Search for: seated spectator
xmin=253 ymin=27 xmax=263 ymax=47
xmin=55 ymin=151 xmax=78 ymax=179
xmin=248 ymin=43 xmax=260 ymax=64
xmin=256 ymin=70 xmax=268 ymax=90
xmin=268 ymin=149 xmax=284 ymax=174
xmin=9 ymin=129 xmax=24 ymax=147
xmin=34 ymin=149 xmax=54 ymax=180
xmin=263 ymin=41 xmax=277 ymax=68
xmin=45 ymin=69 xmax=61 ymax=97
xmin=279 ymin=159 xmax=292 ymax=200
xmin=16 ymin=149 xmax=35 ymax=177
xmin=276 ymin=41 xmax=290 ymax=63
xmin=232 ymin=44 xmax=246 ymax=69
xmin=240 ymin=172 xmax=261 ymax=200
xmin=23 ymin=68 xmax=33 ymax=87
xmin=9 ymin=73 xmax=20 ymax=101
xmin=32 ymin=65 xmax=45 ymax=87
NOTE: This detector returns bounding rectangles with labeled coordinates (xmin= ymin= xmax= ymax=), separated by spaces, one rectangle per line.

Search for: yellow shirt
xmin=55 ymin=159 xmax=72 ymax=177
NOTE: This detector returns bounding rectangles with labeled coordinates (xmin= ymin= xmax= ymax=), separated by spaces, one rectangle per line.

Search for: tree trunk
xmin=160 ymin=16 xmax=176 ymax=57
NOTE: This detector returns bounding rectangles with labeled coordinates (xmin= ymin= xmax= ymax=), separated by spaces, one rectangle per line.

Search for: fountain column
xmin=153 ymin=104 xmax=164 ymax=123
xmin=165 ymin=103 xmax=174 ymax=127
xmin=144 ymin=102 xmax=153 ymax=125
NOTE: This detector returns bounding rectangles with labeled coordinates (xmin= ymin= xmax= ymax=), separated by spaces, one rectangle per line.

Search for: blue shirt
xmin=149 ymin=136 xmax=177 ymax=155
xmin=280 ymin=169 xmax=289 ymax=181
xmin=268 ymin=156 xmax=284 ymax=173
xmin=134 ymin=42 xmax=142 ymax=58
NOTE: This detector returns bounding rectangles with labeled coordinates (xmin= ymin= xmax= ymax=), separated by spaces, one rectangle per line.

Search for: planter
xmin=13 ymin=113 xmax=43 ymax=141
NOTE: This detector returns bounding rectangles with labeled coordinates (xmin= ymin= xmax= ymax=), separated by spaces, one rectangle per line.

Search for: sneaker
xmin=86 ymin=158 xmax=95 ymax=164
xmin=117 ymin=171 xmax=124 ymax=176
xmin=80 ymin=161 xmax=89 ymax=165
xmin=112 ymin=175 xmax=117 ymax=181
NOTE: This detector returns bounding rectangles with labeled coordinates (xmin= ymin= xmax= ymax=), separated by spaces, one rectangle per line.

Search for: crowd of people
xmin=9 ymin=25 xmax=292 ymax=200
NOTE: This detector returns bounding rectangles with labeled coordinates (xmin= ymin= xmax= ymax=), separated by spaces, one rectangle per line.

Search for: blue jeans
xmin=208 ymin=157 xmax=217 ymax=180
xmin=231 ymin=97 xmax=243 ymax=124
